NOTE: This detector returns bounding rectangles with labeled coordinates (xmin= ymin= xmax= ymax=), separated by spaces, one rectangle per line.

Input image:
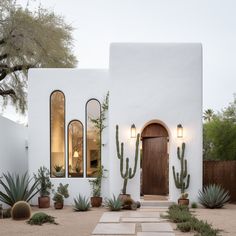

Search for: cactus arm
xmin=172 ymin=166 xmax=180 ymax=188
xmin=129 ymin=133 xmax=140 ymax=179
xmin=181 ymin=143 xmax=185 ymax=159
xmin=120 ymin=158 xmax=129 ymax=179
xmin=185 ymin=174 xmax=190 ymax=190
xmin=183 ymin=160 xmax=187 ymax=178
xmin=121 ymin=142 xmax=124 ymax=160
xmin=172 ymin=166 xmax=177 ymax=185
xmin=116 ymin=125 xmax=121 ymax=159
xmin=177 ymin=146 xmax=181 ymax=160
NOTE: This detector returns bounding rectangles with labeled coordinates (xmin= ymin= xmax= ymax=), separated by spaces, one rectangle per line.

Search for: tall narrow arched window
xmin=68 ymin=120 xmax=84 ymax=178
xmin=86 ymin=99 xmax=101 ymax=177
xmin=50 ymin=91 xmax=65 ymax=178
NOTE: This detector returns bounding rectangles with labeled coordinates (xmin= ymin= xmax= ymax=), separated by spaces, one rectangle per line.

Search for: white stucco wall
xmin=0 ymin=116 xmax=28 ymax=175
xmin=28 ymin=69 xmax=109 ymax=204
xmin=109 ymin=43 xmax=202 ymax=202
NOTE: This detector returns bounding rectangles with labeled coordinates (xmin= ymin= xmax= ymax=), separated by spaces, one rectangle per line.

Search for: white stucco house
xmin=27 ymin=43 xmax=202 ymax=204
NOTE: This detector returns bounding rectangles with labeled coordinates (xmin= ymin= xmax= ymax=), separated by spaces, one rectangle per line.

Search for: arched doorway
xmin=141 ymin=122 xmax=169 ymax=196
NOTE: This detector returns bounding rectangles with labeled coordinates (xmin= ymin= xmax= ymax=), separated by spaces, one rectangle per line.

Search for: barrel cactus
xmin=115 ymin=125 xmax=140 ymax=194
xmin=11 ymin=201 xmax=31 ymax=220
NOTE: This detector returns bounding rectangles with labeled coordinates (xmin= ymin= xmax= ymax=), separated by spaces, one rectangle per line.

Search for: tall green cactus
xmin=116 ymin=125 xmax=140 ymax=194
xmin=172 ymin=142 xmax=190 ymax=194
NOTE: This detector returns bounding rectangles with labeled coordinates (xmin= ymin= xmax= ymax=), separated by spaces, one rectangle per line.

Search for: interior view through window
xmin=50 ymin=91 xmax=65 ymax=177
xmin=68 ymin=120 xmax=84 ymax=177
xmin=86 ymin=99 xmax=101 ymax=177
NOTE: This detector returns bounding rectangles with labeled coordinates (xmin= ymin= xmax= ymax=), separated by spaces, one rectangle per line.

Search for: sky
xmin=3 ymin=0 xmax=236 ymax=122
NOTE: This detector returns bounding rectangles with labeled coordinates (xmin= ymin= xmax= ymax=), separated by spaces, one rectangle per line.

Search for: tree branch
xmin=0 ymin=70 xmax=7 ymax=81
xmin=0 ymin=89 xmax=15 ymax=96
xmin=0 ymin=64 xmax=34 ymax=81
xmin=0 ymin=38 xmax=6 ymax=45
xmin=0 ymin=53 xmax=8 ymax=61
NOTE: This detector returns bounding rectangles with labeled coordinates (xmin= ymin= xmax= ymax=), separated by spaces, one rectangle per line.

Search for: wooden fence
xmin=203 ymin=160 xmax=236 ymax=202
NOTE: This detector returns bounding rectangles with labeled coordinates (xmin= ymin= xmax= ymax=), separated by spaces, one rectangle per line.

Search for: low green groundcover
xmin=27 ymin=212 xmax=58 ymax=226
xmin=162 ymin=204 xmax=220 ymax=236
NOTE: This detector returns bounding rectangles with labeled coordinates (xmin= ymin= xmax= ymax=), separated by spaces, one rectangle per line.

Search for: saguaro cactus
xmin=172 ymin=142 xmax=190 ymax=194
xmin=116 ymin=125 xmax=140 ymax=194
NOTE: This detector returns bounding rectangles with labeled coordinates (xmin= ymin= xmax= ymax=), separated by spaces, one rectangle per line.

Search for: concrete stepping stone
xmin=92 ymin=223 xmax=136 ymax=235
xmin=137 ymin=233 xmax=175 ymax=236
xmin=122 ymin=212 xmax=160 ymax=218
xmin=141 ymin=223 xmax=173 ymax=232
xmin=99 ymin=212 xmax=122 ymax=223
xmin=121 ymin=217 xmax=166 ymax=223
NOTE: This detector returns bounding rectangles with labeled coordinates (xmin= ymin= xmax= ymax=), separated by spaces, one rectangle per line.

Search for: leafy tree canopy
xmin=0 ymin=0 xmax=77 ymax=114
xmin=203 ymin=94 xmax=236 ymax=160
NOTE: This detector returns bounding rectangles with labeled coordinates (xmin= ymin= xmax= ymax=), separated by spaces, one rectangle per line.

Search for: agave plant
xmin=105 ymin=194 xmax=122 ymax=211
xmin=0 ymin=172 xmax=39 ymax=206
xmin=198 ymin=184 xmax=230 ymax=209
xmin=74 ymin=195 xmax=90 ymax=211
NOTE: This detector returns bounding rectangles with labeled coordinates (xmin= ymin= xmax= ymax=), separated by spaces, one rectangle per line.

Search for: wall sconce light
xmin=177 ymin=124 xmax=183 ymax=138
xmin=73 ymin=151 xmax=79 ymax=158
xmin=131 ymin=124 xmax=136 ymax=138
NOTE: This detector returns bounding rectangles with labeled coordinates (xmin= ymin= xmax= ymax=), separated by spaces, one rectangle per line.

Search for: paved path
xmin=91 ymin=207 xmax=175 ymax=236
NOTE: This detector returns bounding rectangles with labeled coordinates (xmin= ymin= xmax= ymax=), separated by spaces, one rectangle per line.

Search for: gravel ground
xmin=0 ymin=204 xmax=235 ymax=236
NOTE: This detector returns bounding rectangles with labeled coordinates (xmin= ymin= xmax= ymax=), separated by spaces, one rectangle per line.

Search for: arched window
xmin=68 ymin=120 xmax=84 ymax=178
xmin=86 ymin=99 xmax=101 ymax=177
xmin=50 ymin=90 xmax=65 ymax=178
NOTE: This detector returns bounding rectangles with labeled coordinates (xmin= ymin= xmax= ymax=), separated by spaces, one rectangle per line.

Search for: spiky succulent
xmin=198 ymin=184 xmax=230 ymax=209
xmin=0 ymin=172 xmax=39 ymax=206
xmin=105 ymin=194 xmax=122 ymax=211
xmin=74 ymin=195 xmax=90 ymax=211
xmin=54 ymin=165 xmax=63 ymax=172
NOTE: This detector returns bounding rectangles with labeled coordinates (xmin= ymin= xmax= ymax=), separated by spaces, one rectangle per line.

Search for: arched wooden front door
xmin=141 ymin=123 xmax=169 ymax=195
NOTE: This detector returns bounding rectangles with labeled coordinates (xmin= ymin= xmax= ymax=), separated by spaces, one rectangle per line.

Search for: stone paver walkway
xmin=92 ymin=208 xmax=175 ymax=236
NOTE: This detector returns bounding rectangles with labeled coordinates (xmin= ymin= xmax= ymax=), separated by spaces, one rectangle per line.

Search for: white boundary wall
xmin=0 ymin=115 xmax=28 ymax=175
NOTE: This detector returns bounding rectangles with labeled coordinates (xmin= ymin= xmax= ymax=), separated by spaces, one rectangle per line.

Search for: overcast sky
xmin=4 ymin=0 xmax=236 ymax=122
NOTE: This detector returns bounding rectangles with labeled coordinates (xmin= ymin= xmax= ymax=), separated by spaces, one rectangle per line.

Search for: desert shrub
xmin=191 ymin=202 xmax=198 ymax=208
xmin=74 ymin=195 xmax=90 ymax=211
xmin=34 ymin=166 xmax=52 ymax=197
xmin=53 ymin=183 xmax=69 ymax=204
xmin=198 ymin=184 xmax=230 ymax=209
xmin=123 ymin=197 xmax=134 ymax=210
xmin=0 ymin=172 xmax=39 ymax=206
xmin=105 ymin=194 xmax=122 ymax=211
xmin=169 ymin=204 xmax=189 ymax=212
xmin=193 ymin=219 xmax=219 ymax=236
xmin=177 ymin=221 xmax=193 ymax=232
xmin=27 ymin=212 xmax=58 ymax=225
xmin=11 ymin=201 xmax=31 ymax=220
xmin=3 ymin=208 xmax=11 ymax=218
xmin=162 ymin=204 xmax=192 ymax=223
xmin=163 ymin=204 xmax=220 ymax=236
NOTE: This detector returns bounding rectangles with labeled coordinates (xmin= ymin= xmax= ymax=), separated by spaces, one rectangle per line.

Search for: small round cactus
xmin=11 ymin=201 xmax=31 ymax=220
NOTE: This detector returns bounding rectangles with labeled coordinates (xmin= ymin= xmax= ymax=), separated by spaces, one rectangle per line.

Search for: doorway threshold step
xmin=140 ymin=200 xmax=175 ymax=207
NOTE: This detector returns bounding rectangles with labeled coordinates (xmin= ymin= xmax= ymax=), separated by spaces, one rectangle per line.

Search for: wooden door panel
xmin=142 ymin=137 xmax=168 ymax=195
